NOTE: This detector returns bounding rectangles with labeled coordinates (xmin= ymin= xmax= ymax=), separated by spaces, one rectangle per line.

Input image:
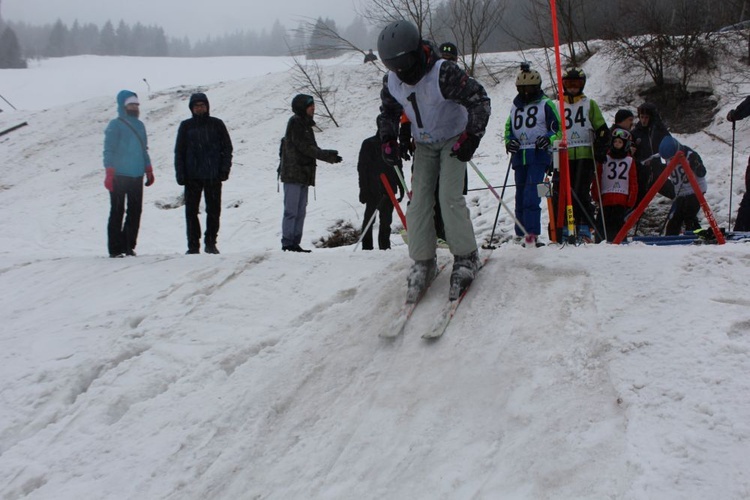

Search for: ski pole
xmin=380 ymin=172 xmax=407 ymax=229
xmin=393 ymin=164 xmax=412 ymax=201
xmin=729 ymin=119 xmax=736 ymax=229
xmin=0 ymin=93 xmax=18 ymax=111
xmin=469 ymin=160 xmax=528 ymax=237
xmin=352 ymin=200 xmax=382 ymax=252
xmin=589 ymin=131 xmax=608 ymax=242
xmin=484 ymin=158 xmax=513 ymax=248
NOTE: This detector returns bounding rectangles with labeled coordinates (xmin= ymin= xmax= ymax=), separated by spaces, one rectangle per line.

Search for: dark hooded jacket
xmin=631 ymin=103 xmax=671 ymax=165
xmin=174 ymin=93 xmax=233 ymax=183
xmin=280 ymin=94 xmax=338 ymax=186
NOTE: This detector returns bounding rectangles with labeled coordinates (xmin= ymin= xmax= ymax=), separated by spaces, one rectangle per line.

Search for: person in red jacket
xmin=592 ymin=128 xmax=638 ymax=242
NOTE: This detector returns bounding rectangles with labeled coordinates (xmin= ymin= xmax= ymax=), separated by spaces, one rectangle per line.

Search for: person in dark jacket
xmin=364 ymin=49 xmax=378 ymax=64
xmin=279 ymin=94 xmax=342 ymax=252
xmin=174 ymin=93 xmax=233 ymax=254
xmin=103 ymin=90 xmax=155 ymax=258
xmin=727 ymin=96 xmax=750 ymax=231
xmin=658 ymin=136 xmax=707 ymax=236
xmin=357 ymin=130 xmax=404 ymax=250
xmin=632 ymin=102 xmax=673 ymax=203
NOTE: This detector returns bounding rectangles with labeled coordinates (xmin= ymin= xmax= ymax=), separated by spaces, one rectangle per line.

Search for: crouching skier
xmin=375 ymin=20 xmax=491 ymax=301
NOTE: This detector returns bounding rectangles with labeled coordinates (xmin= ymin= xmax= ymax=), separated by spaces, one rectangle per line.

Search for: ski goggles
xmin=611 ymin=128 xmax=632 ymax=141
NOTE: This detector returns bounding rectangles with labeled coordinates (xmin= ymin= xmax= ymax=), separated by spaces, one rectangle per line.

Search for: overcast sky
xmin=3 ymin=0 xmax=358 ymax=40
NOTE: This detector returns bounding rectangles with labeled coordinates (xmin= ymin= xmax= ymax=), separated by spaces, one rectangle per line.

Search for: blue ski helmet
xmin=658 ymin=136 xmax=681 ymax=160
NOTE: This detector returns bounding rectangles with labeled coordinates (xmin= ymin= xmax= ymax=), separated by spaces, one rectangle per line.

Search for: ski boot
xmin=576 ymin=225 xmax=593 ymax=244
xmin=449 ymin=250 xmax=480 ymax=301
xmin=406 ymin=257 xmax=437 ymax=303
xmin=523 ymin=234 xmax=544 ymax=248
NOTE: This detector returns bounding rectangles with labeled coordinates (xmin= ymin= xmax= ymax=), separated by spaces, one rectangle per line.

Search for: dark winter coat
xmin=280 ymin=95 xmax=339 ymax=186
xmin=358 ymin=135 xmax=402 ymax=202
xmin=174 ymin=93 xmax=233 ymax=183
xmin=631 ymin=104 xmax=671 ymax=165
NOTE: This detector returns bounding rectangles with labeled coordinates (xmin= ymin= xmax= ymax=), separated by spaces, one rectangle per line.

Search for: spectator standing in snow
xmin=658 ymin=136 xmax=707 ymax=236
xmin=174 ymin=93 xmax=233 ymax=255
xmin=357 ymin=127 xmax=404 ymax=250
xmin=377 ymin=20 xmax=491 ymax=301
xmin=632 ymin=102 xmax=672 ymax=203
xmin=103 ymin=90 xmax=154 ymax=258
xmin=364 ymin=49 xmax=378 ymax=64
xmin=592 ymin=128 xmax=638 ymax=242
xmin=279 ymin=94 xmax=342 ymax=253
xmin=727 ymin=96 xmax=750 ymax=231
xmin=505 ymin=65 xmax=561 ymax=247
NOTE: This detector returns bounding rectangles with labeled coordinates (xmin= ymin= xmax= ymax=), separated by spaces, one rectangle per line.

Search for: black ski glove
xmin=321 ymin=150 xmax=342 ymax=164
xmin=535 ymin=135 xmax=551 ymax=150
xmin=506 ymin=139 xmax=520 ymax=154
xmin=450 ymin=132 xmax=481 ymax=162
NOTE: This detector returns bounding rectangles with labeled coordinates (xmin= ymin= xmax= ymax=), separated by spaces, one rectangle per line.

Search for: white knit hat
xmin=124 ymin=95 xmax=140 ymax=106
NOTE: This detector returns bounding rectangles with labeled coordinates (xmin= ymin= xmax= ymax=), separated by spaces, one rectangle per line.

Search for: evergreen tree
xmin=45 ymin=19 xmax=68 ymax=57
xmin=116 ymin=20 xmax=133 ymax=55
xmin=98 ymin=20 xmax=116 ymax=55
xmin=0 ymin=26 xmax=26 ymax=68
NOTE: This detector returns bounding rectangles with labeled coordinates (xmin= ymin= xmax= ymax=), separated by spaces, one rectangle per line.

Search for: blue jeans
xmin=281 ymin=183 xmax=309 ymax=247
xmin=514 ymin=162 xmax=546 ymax=236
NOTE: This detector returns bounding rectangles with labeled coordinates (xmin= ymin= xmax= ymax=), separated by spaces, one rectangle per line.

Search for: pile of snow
xmin=1 ymin=49 xmax=750 ymax=499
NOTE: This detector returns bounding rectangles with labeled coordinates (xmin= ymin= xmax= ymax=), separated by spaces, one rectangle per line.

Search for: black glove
xmin=381 ymin=139 xmax=400 ymax=167
xmin=397 ymin=184 xmax=405 ymax=202
xmin=220 ymin=172 xmax=229 ymax=182
xmin=728 ymin=109 xmax=736 ymax=122
xmin=399 ymin=143 xmax=412 ymax=161
xmin=594 ymin=148 xmax=607 ymax=164
xmin=359 ymin=192 xmax=367 ymax=204
xmin=535 ymin=135 xmax=551 ymax=150
xmin=321 ymin=150 xmax=342 ymax=163
xmin=450 ymin=132 xmax=480 ymax=162
xmin=506 ymin=139 xmax=520 ymax=154
xmin=176 ymin=175 xmax=185 ymax=186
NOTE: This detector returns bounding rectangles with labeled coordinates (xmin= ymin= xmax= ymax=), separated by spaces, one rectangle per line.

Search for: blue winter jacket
xmin=103 ymin=90 xmax=151 ymax=177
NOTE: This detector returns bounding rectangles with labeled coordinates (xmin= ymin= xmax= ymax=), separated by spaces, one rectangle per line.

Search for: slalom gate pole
xmin=393 ymin=164 xmax=412 ymax=201
xmin=550 ymin=0 xmax=576 ymax=244
xmin=613 ymin=156 xmax=680 ymax=244
xmin=679 ymin=153 xmax=725 ymax=244
xmin=484 ymin=158 xmax=512 ymax=248
xmin=0 ymin=93 xmax=18 ymax=111
xmin=729 ymin=120 xmax=736 ymax=229
xmin=352 ymin=199 xmax=382 ymax=252
xmin=469 ymin=160 xmax=528 ymax=237
xmin=380 ymin=172 xmax=407 ymax=229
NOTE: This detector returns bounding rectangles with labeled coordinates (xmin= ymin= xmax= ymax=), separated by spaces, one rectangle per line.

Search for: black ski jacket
xmin=174 ymin=110 xmax=233 ymax=183
xmin=357 ymin=135 xmax=402 ymax=202
xmin=631 ymin=106 xmax=670 ymax=165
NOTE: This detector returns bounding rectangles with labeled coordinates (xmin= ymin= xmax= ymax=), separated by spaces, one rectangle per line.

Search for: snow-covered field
xmin=1 ymin=48 xmax=750 ymax=499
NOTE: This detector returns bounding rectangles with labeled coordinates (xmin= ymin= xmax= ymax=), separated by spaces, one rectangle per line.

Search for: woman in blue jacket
xmin=103 ymin=90 xmax=154 ymax=258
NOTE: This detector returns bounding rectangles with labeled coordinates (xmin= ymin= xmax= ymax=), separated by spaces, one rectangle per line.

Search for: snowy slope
xmin=1 ymin=49 xmax=750 ymax=500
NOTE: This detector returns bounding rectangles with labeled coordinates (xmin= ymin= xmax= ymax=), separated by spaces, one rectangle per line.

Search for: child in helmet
xmin=657 ymin=136 xmax=707 ymax=236
xmin=556 ymin=67 xmax=609 ymax=243
xmin=591 ymin=128 xmax=639 ymax=242
xmin=505 ymin=64 xmax=561 ymax=247
xmin=377 ymin=20 xmax=491 ymax=302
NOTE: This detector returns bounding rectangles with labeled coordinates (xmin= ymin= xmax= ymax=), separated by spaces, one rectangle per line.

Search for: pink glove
xmin=145 ymin=166 xmax=155 ymax=187
xmin=104 ymin=167 xmax=115 ymax=192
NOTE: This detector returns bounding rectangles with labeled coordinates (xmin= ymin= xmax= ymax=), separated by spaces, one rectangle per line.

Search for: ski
xmin=380 ymin=261 xmax=449 ymax=339
xmin=421 ymin=249 xmax=493 ymax=340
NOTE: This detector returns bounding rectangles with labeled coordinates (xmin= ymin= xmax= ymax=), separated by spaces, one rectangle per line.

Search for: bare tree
xmin=440 ymin=0 xmax=507 ymax=76
xmin=356 ymin=0 xmax=435 ymax=38
xmin=285 ymin=40 xmax=340 ymax=127
xmin=608 ymin=0 xmax=729 ymax=93
xmin=294 ymin=16 xmax=382 ymax=68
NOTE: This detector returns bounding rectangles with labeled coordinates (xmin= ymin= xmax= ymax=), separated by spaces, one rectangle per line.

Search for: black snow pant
xmin=361 ymin=196 xmax=394 ymax=250
xmin=596 ymin=205 xmax=628 ymax=243
xmin=108 ymin=175 xmax=143 ymax=256
xmin=184 ymin=179 xmax=222 ymax=252
xmin=734 ymin=193 xmax=750 ymax=231
xmin=665 ymin=194 xmax=701 ymax=236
